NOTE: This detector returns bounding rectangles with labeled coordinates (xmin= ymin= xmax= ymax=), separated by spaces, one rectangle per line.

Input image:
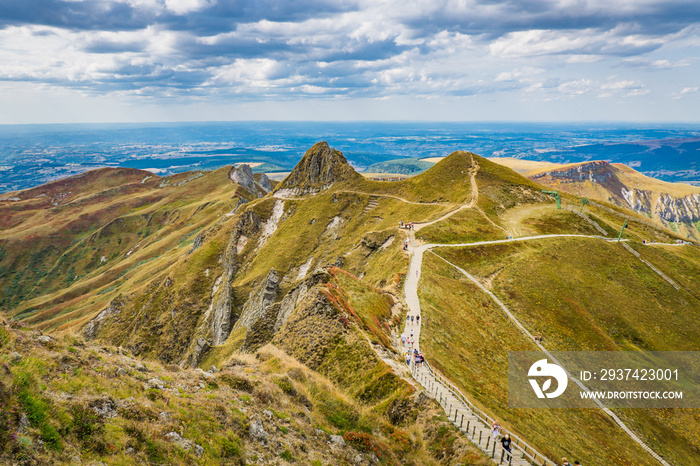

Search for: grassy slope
xmin=419 ymin=252 xmax=660 ymax=466
xmin=433 ymin=238 xmax=700 ymax=465
xmin=0 ymin=321 xmax=491 ymax=465
xmin=1 ymin=167 xmax=243 ymax=330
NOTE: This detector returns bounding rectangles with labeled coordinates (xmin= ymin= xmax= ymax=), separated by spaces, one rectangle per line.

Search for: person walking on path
xmin=405 ymin=351 xmax=411 ymax=366
xmin=411 ymin=315 xmax=414 ymax=324
xmin=491 ymin=421 xmax=500 ymax=439
xmin=501 ymin=434 xmax=512 ymax=457
xmin=416 ymin=315 xmax=420 ymax=325
xmin=406 ymin=315 xmax=410 ymax=324
xmin=401 ymin=334 xmax=406 ymax=346
xmin=561 ymin=459 xmax=572 ymax=466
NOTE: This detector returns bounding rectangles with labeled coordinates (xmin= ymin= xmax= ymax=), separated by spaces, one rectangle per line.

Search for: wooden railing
xmin=411 ymin=358 xmax=556 ymax=466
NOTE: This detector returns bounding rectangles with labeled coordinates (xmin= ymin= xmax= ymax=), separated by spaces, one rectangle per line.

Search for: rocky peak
xmin=230 ymin=164 xmax=271 ymax=198
xmin=230 ymin=164 xmax=256 ymax=193
xmin=275 ymin=142 xmax=356 ymax=195
xmin=258 ymin=173 xmax=272 ymax=192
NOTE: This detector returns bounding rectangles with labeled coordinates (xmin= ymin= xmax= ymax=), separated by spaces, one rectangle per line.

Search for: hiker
xmin=411 ymin=315 xmax=414 ymax=324
xmin=574 ymin=461 xmax=581 ymax=465
xmin=416 ymin=315 xmax=420 ymax=325
xmin=405 ymin=352 xmax=411 ymax=366
xmin=410 ymin=329 xmax=414 ymax=338
xmin=418 ymin=353 xmax=425 ymax=367
xmin=500 ymin=434 xmax=512 ymax=455
xmin=401 ymin=334 xmax=406 ymax=346
xmin=491 ymin=421 xmax=500 ymax=439
xmin=561 ymin=458 xmax=572 ymax=466
xmin=406 ymin=315 xmax=410 ymax=324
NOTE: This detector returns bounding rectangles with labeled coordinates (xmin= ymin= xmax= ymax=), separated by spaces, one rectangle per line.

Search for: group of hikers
xmin=401 ymin=319 xmax=425 ymax=367
xmin=399 ymin=220 xmax=415 ymax=230
xmin=491 ymin=422 xmax=581 ymax=466
xmin=406 ymin=348 xmax=424 ymax=367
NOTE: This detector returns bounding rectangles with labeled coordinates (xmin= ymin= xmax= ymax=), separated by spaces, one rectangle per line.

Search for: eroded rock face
xmin=655 ymin=192 xmax=700 ymax=223
xmin=208 ymin=210 xmax=262 ymax=346
xmin=237 ymin=269 xmax=280 ymax=332
xmin=84 ymin=297 xmax=125 ymax=340
xmin=258 ymin=173 xmax=272 ymax=192
xmin=229 ymin=164 xmax=257 ymax=194
xmin=229 ymin=164 xmax=272 ymax=198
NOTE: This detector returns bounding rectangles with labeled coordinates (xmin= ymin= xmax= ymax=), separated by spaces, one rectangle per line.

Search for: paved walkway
xmin=401 ymin=233 xmax=672 ymax=466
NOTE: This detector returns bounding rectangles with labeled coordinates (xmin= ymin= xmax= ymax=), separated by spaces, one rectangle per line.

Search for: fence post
xmin=486 ymin=436 xmax=490 ymax=450
xmin=492 ymin=442 xmax=496 ymax=458
xmin=500 ymin=449 xmax=504 ymax=463
xmin=479 ymin=430 xmax=482 ymax=445
xmin=460 ymin=414 xmax=464 ymax=429
xmin=466 ymin=420 xmax=470 ymax=432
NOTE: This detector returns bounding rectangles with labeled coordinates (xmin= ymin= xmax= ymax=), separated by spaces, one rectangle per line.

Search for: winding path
xmin=400 ymin=232 xmax=672 ymax=466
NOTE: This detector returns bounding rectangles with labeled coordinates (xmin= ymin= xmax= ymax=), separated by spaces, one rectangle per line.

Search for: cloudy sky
xmin=1 ymin=0 xmax=699 ymax=123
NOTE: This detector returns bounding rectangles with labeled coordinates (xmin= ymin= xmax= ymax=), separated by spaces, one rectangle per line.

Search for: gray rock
xmin=354 ymin=454 xmax=363 ymax=464
xmin=258 ymin=173 xmax=272 ymax=192
xmin=229 ymin=164 xmax=257 ymax=194
xmin=18 ymin=413 xmax=29 ymax=433
xmin=10 ymin=352 xmax=22 ymax=363
xmin=165 ymin=432 xmax=194 ymax=451
xmin=209 ymin=365 xmax=219 ymax=373
xmin=263 ymin=409 xmax=274 ymax=419
xmin=91 ymin=398 xmax=117 ymax=418
xmin=135 ymin=363 xmax=147 ymax=372
xmin=36 ymin=335 xmax=52 ymax=344
xmin=203 ymin=210 xmax=261 ymax=354
xmin=330 ymin=435 xmax=345 ymax=446
xmin=249 ymin=416 xmax=268 ymax=443
xmin=83 ymin=297 xmax=124 ymax=340
xmin=193 ymin=443 xmax=204 ymax=458
xmin=238 ymin=269 xmax=279 ymax=332
xmin=147 ymin=377 xmax=165 ymax=390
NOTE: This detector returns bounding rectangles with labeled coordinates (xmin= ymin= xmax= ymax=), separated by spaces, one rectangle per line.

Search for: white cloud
xmin=164 ymin=0 xmax=216 ymax=15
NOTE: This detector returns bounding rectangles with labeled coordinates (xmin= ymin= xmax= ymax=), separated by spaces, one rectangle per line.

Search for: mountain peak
xmin=275 ymin=141 xmax=357 ymax=195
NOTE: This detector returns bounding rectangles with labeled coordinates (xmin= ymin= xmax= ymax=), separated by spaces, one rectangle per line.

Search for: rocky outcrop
xmin=229 ymin=164 xmax=257 ymax=193
xmin=274 ymin=142 xmax=358 ymax=196
xmin=84 ymin=296 xmax=125 ymax=340
xmin=258 ymin=173 xmax=272 ymax=192
xmin=620 ymin=187 xmax=652 ymax=214
xmin=240 ymin=269 xmax=329 ymax=352
xmin=229 ymin=164 xmax=271 ymax=198
xmin=211 ymin=210 xmax=262 ymax=342
xmin=237 ymin=269 xmax=280 ymax=331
